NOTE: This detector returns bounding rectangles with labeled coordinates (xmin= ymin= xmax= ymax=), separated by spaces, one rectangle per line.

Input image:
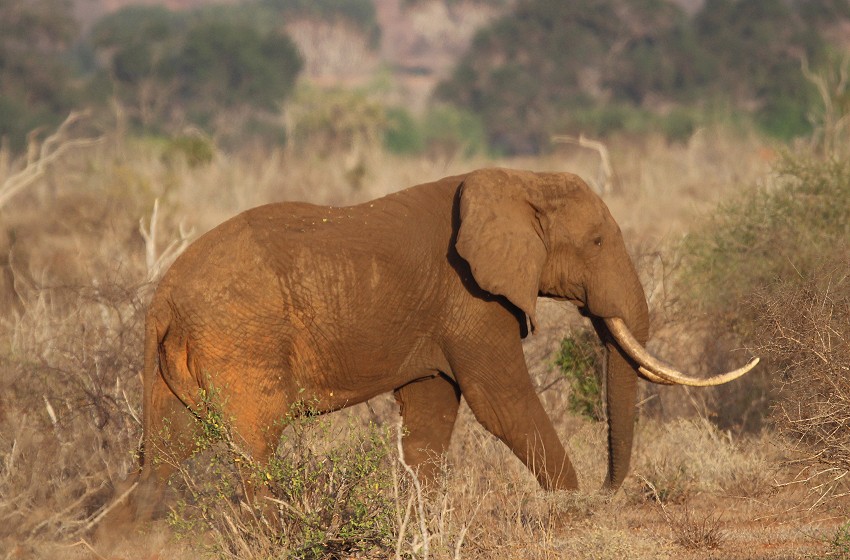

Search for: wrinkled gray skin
xmin=118 ymin=168 xmax=650 ymax=524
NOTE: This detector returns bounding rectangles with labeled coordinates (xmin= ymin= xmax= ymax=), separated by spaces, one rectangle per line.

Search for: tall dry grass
xmin=1 ymin=118 xmax=836 ymax=559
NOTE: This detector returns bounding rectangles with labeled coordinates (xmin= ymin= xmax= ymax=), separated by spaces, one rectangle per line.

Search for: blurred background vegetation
xmin=2 ymin=0 xmax=849 ymax=153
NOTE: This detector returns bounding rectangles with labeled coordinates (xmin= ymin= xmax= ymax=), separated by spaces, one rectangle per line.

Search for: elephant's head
xmin=455 ymin=168 xmax=757 ymax=489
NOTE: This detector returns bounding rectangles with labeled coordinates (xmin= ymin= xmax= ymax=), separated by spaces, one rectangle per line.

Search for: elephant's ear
xmin=456 ymin=169 xmax=547 ymax=331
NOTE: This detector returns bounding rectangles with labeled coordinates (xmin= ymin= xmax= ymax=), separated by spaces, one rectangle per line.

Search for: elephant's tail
xmin=138 ymin=303 xmax=170 ymax=470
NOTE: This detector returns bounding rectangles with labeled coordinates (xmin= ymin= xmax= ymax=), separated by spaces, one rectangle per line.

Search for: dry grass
xmin=629 ymin=418 xmax=778 ymax=503
xmin=665 ymin=506 xmax=726 ymax=550
xmin=1 ymin=121 xmax=847 ymax=559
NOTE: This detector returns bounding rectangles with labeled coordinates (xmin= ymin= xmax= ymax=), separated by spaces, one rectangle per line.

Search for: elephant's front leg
xmin=452 ymin=341 xmax=579 ymax=491
xmin=394 ymin=373 xmax=461 ymax=482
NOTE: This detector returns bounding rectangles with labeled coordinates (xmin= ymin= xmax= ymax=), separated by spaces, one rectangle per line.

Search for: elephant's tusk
xmin=604 ymin=317 xmax=759 ymax=386
xmin=634 ymin=366 xmax=677 ymax=385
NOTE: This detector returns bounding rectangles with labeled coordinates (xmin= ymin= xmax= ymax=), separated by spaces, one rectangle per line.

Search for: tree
xmin=436 ymin=0 xmax=836 ymax=152
xmin=90 ymin=5 xmax=303 ymax=135
xmin=179 ymin=18 xmax=302 ymax=112
xmin=435 ymin=0 xmax=701 ymax=153
xmin=91 ymin=6 xmax=184 ymax=127
xmin=603 ymin=0 xmax=709 ymax=104
xmin=0 ymin=0 xmax=78 ymax=148
xmin=262 ymin=0 xmax=381 ymax=46
xmin=694 ymin=0 xmax=824 ymax=138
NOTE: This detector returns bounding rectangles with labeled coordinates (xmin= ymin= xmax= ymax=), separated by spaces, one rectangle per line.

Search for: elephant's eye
xmin=593 ymin=236 xmax=603 ymax=247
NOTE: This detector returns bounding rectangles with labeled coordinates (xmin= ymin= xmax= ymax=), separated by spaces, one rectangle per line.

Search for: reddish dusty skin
xmin=115 ymin=168 xmax=651 ymax=525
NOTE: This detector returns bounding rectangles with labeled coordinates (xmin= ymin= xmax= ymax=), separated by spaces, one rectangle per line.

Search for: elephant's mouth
xmin=604 ymin=317 xmax=759 ymax=386
xmin=540 ymin=292 xmax=585 ymax=307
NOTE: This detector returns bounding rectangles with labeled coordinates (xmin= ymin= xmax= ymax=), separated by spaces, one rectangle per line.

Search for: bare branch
xmin=0 ymin=111 xmax=104 ymax=210
xmin=396 ymin=423 xmax=430 ymax=560
xmin=139 ymin=198 xmax=195 ymax=283
xmin=799 ymin=54 xmax=850 ymax=156
xmin=551 ymin=134 xmax=616 ymax=195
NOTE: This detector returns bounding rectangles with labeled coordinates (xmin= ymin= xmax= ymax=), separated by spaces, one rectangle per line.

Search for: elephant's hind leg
xmin=133 ymin=369 xmax=199 ymax=522
xmin=394 ymin=373 xmax=461 ymax=483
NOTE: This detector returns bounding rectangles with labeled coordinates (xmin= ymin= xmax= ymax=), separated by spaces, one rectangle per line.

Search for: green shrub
xmin=554 ymin=329 xmax=603 ymax=421
xmin=562 ymin=104 xmax=701 ymax=143
xmin=679 ymin=154 xmax=850 ymax=330
xmin=420 ymin=105 xmax=488 ymax=158
xmin=287 ymin=86 xmax=387 ymax=157
xmin=384 ymin=105 xmax=487 ymax=157
xmin=384 ymin=107 xmax=424 ymax=154
xmin=168 ymin=398 xmax=397 ymax=559
xmin=163 ymin=134 xmax=215 ymax=167
xmin=677 ymin=152 xmax=850 ymax=432
xmin=823 ymin=521 xmax=850 ymax=560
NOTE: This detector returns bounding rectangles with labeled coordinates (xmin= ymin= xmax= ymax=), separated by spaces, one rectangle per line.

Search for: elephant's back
xmin=153 ymin=209 xmax=290 ymax=329
xmin=159 ymin=210 xmax=255 ymax=286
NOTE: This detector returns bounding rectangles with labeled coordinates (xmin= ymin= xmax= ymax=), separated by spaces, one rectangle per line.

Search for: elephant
xmin=115 ymin=167 xmax=757 ymax=524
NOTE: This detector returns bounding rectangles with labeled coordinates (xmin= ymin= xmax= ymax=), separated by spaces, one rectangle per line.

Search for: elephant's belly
xmin=173 ymin=283 xmax=448 ymax=415
xmin=283 ymin=330 xmax=451 ymax=413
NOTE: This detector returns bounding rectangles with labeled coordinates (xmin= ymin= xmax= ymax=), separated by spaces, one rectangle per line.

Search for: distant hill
xmin=71 ymin=0 xmax=508 ymax=108
xmin=435 ymin=0 xmax=850 ymax=153
xmin=72 ymin=0 xmax=241 ymax=28
xmin=14 ymin=0 xmax=847 ymax=155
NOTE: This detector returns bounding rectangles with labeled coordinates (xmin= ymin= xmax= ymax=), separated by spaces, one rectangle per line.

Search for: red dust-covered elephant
xmin=118 ymin=168 xmax=757 ymax=522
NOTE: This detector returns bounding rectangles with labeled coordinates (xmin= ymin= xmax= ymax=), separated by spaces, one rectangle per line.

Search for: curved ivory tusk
xmin=604 ymin=317 xmax=760 ymax=387
xmin=634 ymin=366 xmax=677 ymax=385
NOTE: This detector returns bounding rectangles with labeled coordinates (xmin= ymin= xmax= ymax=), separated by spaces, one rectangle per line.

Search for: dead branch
xmin=396 ymin=423 xmax=430 ymax=560
xmin=800 ymin=54 xmax=850 ymax=155
xmin=0 ymin=111 xmax=104 ymax=210
xmin=551 ymin=134 xmax=616 ymax=196
xmin=139 ymin=198 xmax=194 ymax=283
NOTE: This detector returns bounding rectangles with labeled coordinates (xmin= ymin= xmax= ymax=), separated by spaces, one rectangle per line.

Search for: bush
xmin=0 ymin=276 xmax=147 ymax=543
xmin=631 ymin=419 xmax=774 ymax=504
xmin=384 ymin=107 xmax=424 ymax=154
xmin=384 ymin=105 xmax=488 ymax=158
xmin=287 ymin=86 xmax=387 ymax=157
xmin=822 ymin=521 xmax=850 ymax=560
xmin=561 ymin=104 xmax=700 ymax=143
xmin=554 ymin=329 xmax=604 ymax=422
xmin=677 ymin=147 xmax=850 ymax=491
xmin=166 ymin=402 xmax=398 ymax=559
xmin=749 ymin=266 xmax=850 ymax=502
xmin=679 ymin=155 xmax=850 ymax=338
xmin=162 ymin=134 xmax=215 ymax=167
xmin=665 ymin=506 xmax=725 ymax=550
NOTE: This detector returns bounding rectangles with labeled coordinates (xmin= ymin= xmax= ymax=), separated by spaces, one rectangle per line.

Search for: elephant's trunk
xmin=591 ymin=289 xmax=758 ymax=491
xmin=590 ymin=295 xmax=649 ymax=491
